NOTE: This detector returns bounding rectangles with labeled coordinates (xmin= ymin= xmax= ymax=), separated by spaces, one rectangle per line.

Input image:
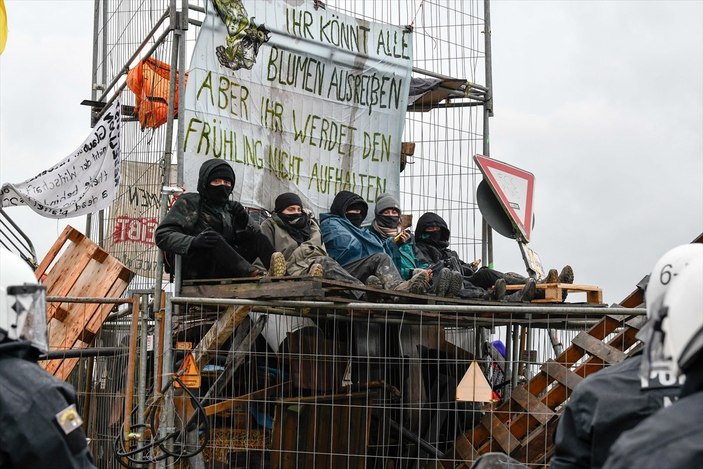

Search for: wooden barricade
xmin=442 ymin=308 xmax=644 ymax=467
xmin=37 ymin=225 xmax=134 ymax=380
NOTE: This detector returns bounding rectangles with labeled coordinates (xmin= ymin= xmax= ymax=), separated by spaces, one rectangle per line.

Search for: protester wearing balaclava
xmin=320 ymin=191 xmax=429 ymax=294
xmin=372 ymin=193 xmax=402 ymax=237
xmin=272 ymin=192 xmax=311 ymax=245
xmin=329 ymin=190 xmax=368 ymax=228
xmin=155 ymin=159 xmax=276 ymax=279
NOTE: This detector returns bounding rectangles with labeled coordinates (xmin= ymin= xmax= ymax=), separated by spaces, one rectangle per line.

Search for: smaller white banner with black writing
xmin=1 ymin=100 xmax=122 ymax=219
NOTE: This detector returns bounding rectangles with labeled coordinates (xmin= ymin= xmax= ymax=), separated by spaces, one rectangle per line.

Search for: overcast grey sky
xmin=1 ymin=0 xmax=701 ymax=304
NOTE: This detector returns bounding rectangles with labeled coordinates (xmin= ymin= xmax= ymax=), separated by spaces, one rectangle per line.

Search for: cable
xmin=112 ymin=374 xmax=210 ymax=467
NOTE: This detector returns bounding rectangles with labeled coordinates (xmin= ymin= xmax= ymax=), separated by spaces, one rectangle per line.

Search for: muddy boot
xmin=448 ymin=271 xmax=463 ymax=297
xmin=505 ymin=278 xmax=536 ymax=303
xmin=534 ymin=269 xmax=559 ymax=299
xmin=559 ymin=265 xmax=574 ymax=301
xmin=484 ymin=278 xmax=507 ymax=301
xmin=269 ymin=252 xmax=287 ymax=277
xmin=365 ymin=275 xmax=384 ymax=290
xmin=393 ymin=270 xmax=430 ymax=294
xmin=541 ymin=269 xmax=559 ymax=284
xmin=433 ymin=268 xmax=452 ymax=296
xmin=309 ymin=263 xmax=324 ymax=277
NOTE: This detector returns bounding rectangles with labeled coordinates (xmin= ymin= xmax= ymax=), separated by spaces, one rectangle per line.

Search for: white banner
xmin=183 ymin=1 xmax=413 ymax=214
xmin=1 ymin=100 xmax=121 ymax=218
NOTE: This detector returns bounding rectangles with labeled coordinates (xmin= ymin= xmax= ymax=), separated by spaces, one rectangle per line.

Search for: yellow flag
xmin=0 ymin=0 xmax=7 ymax=55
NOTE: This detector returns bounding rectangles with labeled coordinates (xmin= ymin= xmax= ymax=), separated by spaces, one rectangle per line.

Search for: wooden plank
xmin=204 ymin=381 xmax=289 ymax=417
xmin=481 ymin=413 xmax=519 ymax=454
xmin=49 ymin=272 xmax=131 ymax=380
xmin=35 ymin=225 xmax=75 ymax=279
xmin=45 ymin=239 xmax=100 ymax=320
xmin=572 ymin=331 xmax=627 ymax=364
xmin=507 ymin=283 xmax=603 ymax=304
xmin=540 ymin=361 xmax=583 ymax=391
xmin=181 ymin=280 xmax=324 ymax=300
xmin=447 ymin=433 xmax=478 ymax=467
xmin=510 ymin=387 xmax=555 ymax=426
xmin=212 ymin=315 xmax=266 ymax=397
xmin=192 ymin=305 xmax=251 ymax=370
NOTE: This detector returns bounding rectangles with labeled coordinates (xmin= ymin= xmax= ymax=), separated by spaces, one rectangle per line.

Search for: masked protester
xmin=260 ymin=192 xmax=366 ymax=295
xmin=414 ymin=212 xmax=542 ymax=301
xmin=155 ymin=159 xmax=280 ymax=280
xmin=320 ymin=190 xmax=430 ymax=294
xmin=603 ymin=250 xmax=703 ymax=469
xmin=366 ymin=193 xmax=462 ymax=297
xmin=0 ymin=249 xmax=97 ymax=469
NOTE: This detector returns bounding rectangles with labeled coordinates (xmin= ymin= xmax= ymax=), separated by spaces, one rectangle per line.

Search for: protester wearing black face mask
xmin=365 ymin=193 xmax=433 ymax=284
xmin=414 ymin=212 xmax=538 ymax=302
xmin=155 ymin=159 xmax=280 ymax=280
xmin=259 ymin=193 xmax=366 ymax=294
xmin=320 ymin=191 xmax=430 ymax=294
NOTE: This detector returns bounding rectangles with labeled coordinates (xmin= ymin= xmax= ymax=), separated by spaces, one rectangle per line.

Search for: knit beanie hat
xmin=274 ymin=192 xmax=303 ymax=213
xmin=207 ymin=164 xmax=235 ymax=185
xmin=375 ymin=193 xmax=401 ymax=216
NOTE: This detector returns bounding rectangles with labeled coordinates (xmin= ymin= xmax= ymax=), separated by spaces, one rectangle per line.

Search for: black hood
xmin=416 ymin=212 xmax=450 ymax=242
xmin=196 ymin=159 xmax=236 ymax=195
xmin=329 ymin=191 xmax=368 ymax=219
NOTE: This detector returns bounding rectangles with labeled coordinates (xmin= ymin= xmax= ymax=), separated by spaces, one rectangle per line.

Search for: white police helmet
xmin=639 ymin=243 xmax=702 ymax=385
xmin=659 ymin=255 xmax=703 ymax=374
xmin=0 ymin=248 xmax=48 ymax=353
xmin=645 ymin=244 xmax=703 ymax=321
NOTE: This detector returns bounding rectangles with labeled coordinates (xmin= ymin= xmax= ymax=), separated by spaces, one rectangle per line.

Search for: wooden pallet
xmin=441 ymin=285 xmax=645 ymax=468
xmin=37 ymin=225 xmax=133 ymax=380
xmin=506 ymin=282 xmax=603 ymax=304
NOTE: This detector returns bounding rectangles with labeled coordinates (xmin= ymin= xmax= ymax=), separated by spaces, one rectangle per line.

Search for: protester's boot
xmin=533 ymin=268 xmax=559 ymax=299
xmin=393 ymin=270 xmax=430 ymax=294
xmin=504 ymin=278 xmax=536 ymax=303
xmin=268 ymin=252 xmax=287 ymax=277
xmin=433 ymin=268 xmax=452 ymax=296
xmin=365 ymin=275 xmax=384 ymax=290
xmin=483 ymin=278 xmax=507 ymax=301
xmin=541 ymin=269 xmax=559 ymax=284
xmin=309 ymin=263 xmax=324 ymax=277
xmin=559 ymin=265 xmax=574 ymax=301
xmin=448 ymin=271 xmax=464 ymax=297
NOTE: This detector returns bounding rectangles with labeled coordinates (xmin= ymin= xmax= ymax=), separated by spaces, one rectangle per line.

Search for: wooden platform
xmin=506 ymin=282 xmax=603 ymax=304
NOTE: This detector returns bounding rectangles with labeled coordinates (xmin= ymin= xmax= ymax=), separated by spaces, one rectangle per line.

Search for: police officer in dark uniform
xmin=603 ymin=248 xmax=703 ymax=469
xmin=550 ymin=244 xmax=701 ymax=469
xmin=0 ymin=249 xmax=96 ymax=468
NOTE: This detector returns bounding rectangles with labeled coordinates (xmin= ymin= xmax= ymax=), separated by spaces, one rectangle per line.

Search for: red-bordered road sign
xmin=474 ymin=155 xmax=535 ymax=242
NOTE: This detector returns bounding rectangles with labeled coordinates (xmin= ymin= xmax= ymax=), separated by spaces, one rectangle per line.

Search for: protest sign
xmin=183 ymin=1 xmax=413 ymax=214
xmin=1 ymin=101 xmax=121 ymax=218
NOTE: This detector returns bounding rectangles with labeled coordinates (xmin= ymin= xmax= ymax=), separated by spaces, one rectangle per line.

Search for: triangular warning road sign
xmin=474 ymin=155 xmax=535 ymax=242
xmin=456 ymin=361 xmax=493 ymax=402
xmin=174 ymin=351 xmax=201 ymax=389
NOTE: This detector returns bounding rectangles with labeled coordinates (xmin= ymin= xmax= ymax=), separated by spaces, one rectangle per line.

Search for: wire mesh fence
xmin=43 ymin=290 xmax=644 ymax=468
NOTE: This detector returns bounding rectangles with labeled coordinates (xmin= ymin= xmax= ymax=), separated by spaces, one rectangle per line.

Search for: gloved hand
xmin=230 ymin=201 xmax=249 ymax=229
xmin=190 ymin=230 xmax=220 ymax=251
